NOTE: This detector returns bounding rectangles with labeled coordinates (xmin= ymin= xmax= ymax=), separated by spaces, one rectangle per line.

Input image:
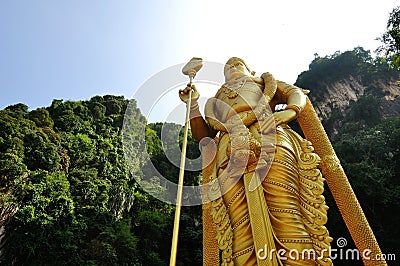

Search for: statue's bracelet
xmin=284 ymin=104 xmax=302 ymax=117
xmin=190 ymin=100 xmax=200 ymax=111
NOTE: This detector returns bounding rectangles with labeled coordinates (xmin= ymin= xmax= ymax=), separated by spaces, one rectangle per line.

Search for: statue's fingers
xmin=260 ymin=117 xmax=273 ymax=128
xmin=260 ymin=119 xmax=275 ymax=133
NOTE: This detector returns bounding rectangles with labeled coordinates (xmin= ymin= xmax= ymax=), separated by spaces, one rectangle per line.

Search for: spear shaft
xmin=169 ymin=75 xmax=195 ymax=266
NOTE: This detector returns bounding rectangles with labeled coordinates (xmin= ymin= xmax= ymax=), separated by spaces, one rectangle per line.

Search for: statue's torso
xmin=215 ymin=77 xmax=264 ymax=122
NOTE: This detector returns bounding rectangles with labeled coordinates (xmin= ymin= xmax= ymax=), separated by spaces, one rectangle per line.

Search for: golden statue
xmin=178 ymin=57 xmax=386 ymax=266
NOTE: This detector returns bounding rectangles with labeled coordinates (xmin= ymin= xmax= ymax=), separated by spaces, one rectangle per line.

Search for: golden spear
xmin=169 ymin=57 xmax=203 ymax=266
xmin=298 ymin=96 xmax=387 ymax=266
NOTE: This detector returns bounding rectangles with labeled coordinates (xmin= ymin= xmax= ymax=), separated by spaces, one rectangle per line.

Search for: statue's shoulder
xmin=214 ymin=86 xmax=225 ymax=99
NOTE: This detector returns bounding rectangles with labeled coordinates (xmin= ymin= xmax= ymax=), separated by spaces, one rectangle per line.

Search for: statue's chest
xmin=215 ymin=80 xmax=263 ymax=121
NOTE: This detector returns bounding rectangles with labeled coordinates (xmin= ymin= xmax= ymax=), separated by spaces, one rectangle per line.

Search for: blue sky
xmin=0 ymin=1 xmax=193 ymax=110
xmin=0 ymin=0 xmax=399 ymax=122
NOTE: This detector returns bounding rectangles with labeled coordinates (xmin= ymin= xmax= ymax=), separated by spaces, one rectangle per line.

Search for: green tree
xmin=345 ymin=95 xmax=381 ymax=126
xmin=63 ymin=133 xmax=96 ymax=169
xmin=0 ymin=96 xmax=206 ymax=265
xmin=332 ymin=117 xmax=400 ymax=255
xmin=29 ymin=108 xmax=54 ymax=128
xmin=0 ymin=171 xmax=77 ymax=265
xmin=377 ymin=6 xmax=400 ymax=69
xmin=23 ymin=130 xmax=61 ymax=172
xmin=5 ymin=103 xmax=28 ymax=119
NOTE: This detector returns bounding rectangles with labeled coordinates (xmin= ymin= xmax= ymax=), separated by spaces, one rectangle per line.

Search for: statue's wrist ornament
xmin=190 ymin=100 xmax=199 ymax=111
xmin=285 ymin=104 xmax=302 ymax=117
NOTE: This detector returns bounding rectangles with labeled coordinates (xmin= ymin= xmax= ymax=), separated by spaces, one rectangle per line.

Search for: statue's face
xmin=224 ymin=60 xmax=251 ymax=80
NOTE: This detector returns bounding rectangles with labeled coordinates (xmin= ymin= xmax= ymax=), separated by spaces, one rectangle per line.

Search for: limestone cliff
xmin=306 ymin=75 xmax=400 ymax=121
xmin=294 ymin=48 xmax=400 ymax=137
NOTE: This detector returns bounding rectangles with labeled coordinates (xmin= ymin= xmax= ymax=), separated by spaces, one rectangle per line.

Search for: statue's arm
xmin=276 ymin=80 xmax=307 ymax=115
xmin=179 ymin=84 xmax=218 ymax=142
xmin=189 ymin=102 xmax=218 ymax=142
xmin=259 ymin=74 xmax=306 ymax=129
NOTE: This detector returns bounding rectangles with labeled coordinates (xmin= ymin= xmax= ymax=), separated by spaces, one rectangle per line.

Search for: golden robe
xmin=202 ymin=77 xmax=333 ymax=266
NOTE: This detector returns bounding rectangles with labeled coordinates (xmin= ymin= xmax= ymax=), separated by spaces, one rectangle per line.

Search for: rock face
xmin=294 ymin=48 xmax=400 ymax=127
xmin=309 ymin=76 xmax=364 ymax=120
xmin=307 ymin=75 xmax=400 ymax=121
xmin=377 ymin=79 xmax=400 ymax=117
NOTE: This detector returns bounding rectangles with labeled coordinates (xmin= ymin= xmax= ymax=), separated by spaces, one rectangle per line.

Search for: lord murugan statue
xmin=178 ymin=57 xmax=385 ymax=266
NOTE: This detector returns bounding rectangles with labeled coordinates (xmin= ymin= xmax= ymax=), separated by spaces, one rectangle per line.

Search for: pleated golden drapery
xmin=202 ymin=121 xmax=333 ymax=265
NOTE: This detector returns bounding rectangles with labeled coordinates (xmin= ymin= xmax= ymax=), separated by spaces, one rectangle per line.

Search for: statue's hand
xmin=261 ymin=72 xmax=277 ymax=90
xmin=259 ymin=109 xmax=297 ymax=133
xmin=273 ymin=109 xmax=297 ymax=126
xmin=178 ymin=84 xmax=200 ymax=104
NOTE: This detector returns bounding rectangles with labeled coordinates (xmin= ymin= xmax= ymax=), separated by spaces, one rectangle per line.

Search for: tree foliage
xmin=377 ymin=6 xmax=400 ymax=69
xmin=328 ymin=117 xmax=400 ymax=258
xmin=0 ymin=95 xmax=202 ymax=265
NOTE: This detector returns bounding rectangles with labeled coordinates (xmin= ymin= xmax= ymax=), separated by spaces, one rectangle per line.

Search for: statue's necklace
xmin=222 ymin=76 xmax=247 ymax=99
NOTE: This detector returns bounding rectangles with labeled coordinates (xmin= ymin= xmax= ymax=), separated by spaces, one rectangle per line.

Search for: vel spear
xmin=169 ymin=57 xmax=203 ymax=266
